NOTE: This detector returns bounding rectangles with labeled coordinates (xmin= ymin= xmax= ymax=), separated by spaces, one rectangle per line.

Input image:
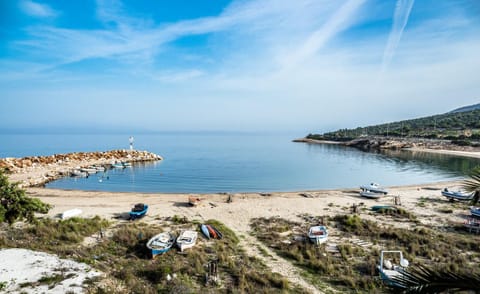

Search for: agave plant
xmin=389 ymin=265 xmax=480 ymax=293
xmin=464 ymin=166 xmax=480 ymax=205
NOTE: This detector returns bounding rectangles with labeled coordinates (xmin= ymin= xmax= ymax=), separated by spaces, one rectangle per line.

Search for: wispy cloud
xmin=381 ymin=0 xmax=415 ymax=72
xmin=280 ymin=0 xmax=366 ymax=71
xmin=19 ymin=0 xmax=57 ymax=18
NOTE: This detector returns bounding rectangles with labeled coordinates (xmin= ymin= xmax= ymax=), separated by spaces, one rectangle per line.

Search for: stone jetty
xmin=0 ymin=150 xmax=162 ymax=187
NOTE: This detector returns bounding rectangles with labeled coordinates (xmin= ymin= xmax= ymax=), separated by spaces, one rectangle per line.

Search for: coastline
xmin=2 ymin=148 xmax=477 ymax=292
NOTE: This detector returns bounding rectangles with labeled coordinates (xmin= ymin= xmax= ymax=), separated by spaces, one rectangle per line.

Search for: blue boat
xmin=471 ymin=207 xmax=480 ymax=218
xmin=441 ymin=188 xmax=473 ymax=201
xmin=129 ymin=203 xmax=148 ymax=220
xmin=146 ymin=232 xmax=176 ymax=258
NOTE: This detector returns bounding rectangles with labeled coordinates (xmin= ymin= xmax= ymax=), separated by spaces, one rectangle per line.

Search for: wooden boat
xmin=188 ymin=196 xmax=201 ymax=207
xmin=146 ymin=232 xmax=176 ymax=258
xmin=201 ymin=224 xmax=211 ymax=239
xmin=378 ymin=250 xmax=409 ymax=288
xmin=471 ymin=207 xmax=480 ymax=218
xmin=308 ymin=225 xmax=328 ymax=245
xmin=441 ymin=188 xmax=473 ymax=201
xmin=360 ymin=183 xmax=388 ymax=194
xmin=360 ymin=189 xmax=384 ymax=199
xmin=176 ymin=230 xmax=198 ymax=252
xmin=61 ymin=208 xmax=82 ymax=219
xmin=129 ymin=203 xmax=148 ymax=220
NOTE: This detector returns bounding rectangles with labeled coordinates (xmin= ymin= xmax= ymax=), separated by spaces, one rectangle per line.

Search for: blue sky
xmin=1 ymin=0 xmax=479 ymax=133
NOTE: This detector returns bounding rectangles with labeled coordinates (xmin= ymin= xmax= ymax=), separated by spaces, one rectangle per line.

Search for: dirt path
xmin=239 ymin=234 xmax=324 ymax=294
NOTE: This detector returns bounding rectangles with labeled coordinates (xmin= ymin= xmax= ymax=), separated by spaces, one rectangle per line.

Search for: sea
xmin=1 ymin=132 xmax=479 ymax=193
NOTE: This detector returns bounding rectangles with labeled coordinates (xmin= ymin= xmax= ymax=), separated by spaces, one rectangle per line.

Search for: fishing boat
xmin=176 ymin=230 xmax=198 ymax=252
xmin=146 ymin=232 xmax=176 ymax=258
xmin=378 ymin=250 xmax=409 ymax=288
xmin=471 ymin=207 xmax=480 ymax=218
xmin=441 ymin=188 xmax=473 ymax=201
xmin=308 ymin=225 xmax=328 ymax=245
xmin=94 ymin=165 xmax=106 ymax=172
xmin=360 ymin=183 xmax=388 ymax=195
xmin=111 ymin=162 xmax=125 ymax=168
xmin=122 ymin=162 xmax=132 ymax=167
xmin=360 ymin=189 xmax=384 ymax=199
xmin=70 ymin=170 xmax=87 ymax=177
xmin=129 ymin=203 xmax=148 ymax=220
xmin=80 ymin=167 xmax=98 ymax=174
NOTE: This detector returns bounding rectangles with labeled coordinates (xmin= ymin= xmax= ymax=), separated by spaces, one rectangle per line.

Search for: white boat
xmin=176 ymin=230 xmax=198 ymax=252
xmin=146 ymin=232 xmax=176 ymax=258
xmin=360 ymin=189 xmax=384 ymax=199
xmin=378 ymin=250 xmax=409 ymax=288
xmin=308 ymin=225 xmax=328 ymax=244
xmin=360 ymin=183 xmax=388 ymax=194
xmin=80 ymin=167 xmax=98 ymax=174
xmin=441 ymin=188 xmax=473 ymax=201
xmin=70 ymin=170 xmax=87 ymax=177
xmin=471 ymin=207 xmax=480 ymax=217
xmin=94 ymin=166 xmax=106 ymax=172
xmin=61 ymin=208 xmax=82 ymax=219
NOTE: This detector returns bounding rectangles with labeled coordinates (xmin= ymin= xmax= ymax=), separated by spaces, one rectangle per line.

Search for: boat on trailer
xmin=441 ymin=188 xmax=473 ymax=201
xmin=308 ymin=225 xmax=328 ymax=245
xmin=378 ymin=250 xmax=409 ymax=288
xmin=146 ymin=232 xmax=176 ymax=258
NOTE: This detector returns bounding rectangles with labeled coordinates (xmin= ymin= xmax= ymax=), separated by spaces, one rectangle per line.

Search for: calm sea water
xmin=1 ymin=133 xmax=479 ymax=193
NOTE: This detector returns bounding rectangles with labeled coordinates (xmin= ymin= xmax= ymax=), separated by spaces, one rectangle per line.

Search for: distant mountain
xmin=449 ymin=103 xmax=480 ymax=114
xmin=306 ymin=104 xmax=480 ymax=142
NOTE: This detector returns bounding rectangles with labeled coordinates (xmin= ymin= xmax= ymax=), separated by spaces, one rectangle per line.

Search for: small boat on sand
xmin=378 ymin=250 xmax=409 ymax=288
xmin=201 ymin=224 xmax=223 ymax=239
xmin=360 ymin=189 xmax=384 ymax=199
xmin=188 ymin=196 xmax=201 ymax=207
xmin=129 ymin=203 xmax=148 ymax=220
xmin=441 ymin=188 xmax=473 ymax=201
xmin=146 ymin=232 xmax=176 ymax=258
xmin=372 ymin=205 xmax=396 ymax=212
xmin=61 ymin=208 xmax=82 ymax=219
xmin=176 ymin=230 xmax=198 ymax=252
xmin=360 ymin=183 xmax=388 ymax=195
xmin=308 ymin=225 xmax=328 ymax=245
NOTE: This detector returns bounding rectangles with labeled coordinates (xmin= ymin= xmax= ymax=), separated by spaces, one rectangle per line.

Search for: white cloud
xmin=381 ymin=0 xmax=415 ymax=72
xmin=20 ymin=0 xmax=57 ymax=18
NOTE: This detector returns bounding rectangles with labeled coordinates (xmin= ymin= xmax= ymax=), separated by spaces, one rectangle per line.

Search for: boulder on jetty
xmin=0 ymin=150 xmax=163 ymax=187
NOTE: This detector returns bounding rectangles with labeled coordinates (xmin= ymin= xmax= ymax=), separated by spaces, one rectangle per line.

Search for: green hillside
xmin=307 ymin=107 xmax=480 ymax=143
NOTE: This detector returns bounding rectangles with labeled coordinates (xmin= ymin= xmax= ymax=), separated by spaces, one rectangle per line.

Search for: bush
xmin=0 ymin=169 xmax=51 ymax=224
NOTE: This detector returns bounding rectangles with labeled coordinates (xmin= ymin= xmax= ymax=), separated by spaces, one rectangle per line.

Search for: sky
xmin=1 ymin=0 xmax=479 ymax=134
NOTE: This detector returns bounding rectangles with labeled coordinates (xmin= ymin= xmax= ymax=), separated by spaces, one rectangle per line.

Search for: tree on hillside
xmin=0 ymin=169 xmax=51 ymax=224
xmin=464 ymin=166 xmax=480 ymax=205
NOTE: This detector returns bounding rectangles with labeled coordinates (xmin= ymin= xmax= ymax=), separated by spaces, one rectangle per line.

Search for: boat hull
xmin=308 ymin=226 xmax=328 ymax=245
xmin=360 ymin=190 xmax=383 ymax=199
xmin=129 ymin=204 xmax=148 ymax=220
xmin=441 ymin=190 xmax=473 ymax=201
xmin=147 ymin=232 xmax=175 ymax=258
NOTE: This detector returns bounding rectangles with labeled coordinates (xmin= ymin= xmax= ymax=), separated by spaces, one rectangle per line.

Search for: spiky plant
xmin=389 ymin=265 xmax=480 ymax=293
xmin=464 ymin=166 xmax=480 ymax=205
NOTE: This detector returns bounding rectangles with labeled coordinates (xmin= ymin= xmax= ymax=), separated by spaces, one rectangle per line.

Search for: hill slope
xmin=307 ymin=104 xmax=480 ymax=142
xmin=449 ymin=103 xmax=480 ymax=114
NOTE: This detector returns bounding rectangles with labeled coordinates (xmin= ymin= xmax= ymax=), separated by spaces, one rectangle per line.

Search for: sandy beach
xmin=2 ymin=147 xmax=480 ymax=293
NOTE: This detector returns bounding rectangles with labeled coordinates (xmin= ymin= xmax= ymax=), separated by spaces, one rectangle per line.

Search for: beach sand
xmin=3 ymin=147 xmax=479 ymax=293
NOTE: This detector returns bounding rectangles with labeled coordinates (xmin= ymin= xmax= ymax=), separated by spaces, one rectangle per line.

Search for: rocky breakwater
xmin=0 ymin=150 xmax=163 ymax=187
